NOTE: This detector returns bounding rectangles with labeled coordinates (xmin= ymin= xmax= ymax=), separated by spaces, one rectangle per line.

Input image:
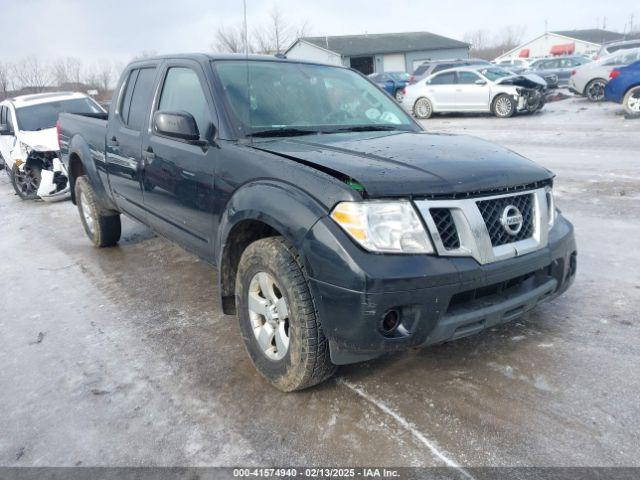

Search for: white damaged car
xmin=401 ymin=66 xmax=547 ymax=119
xmin=0 ymin=92 xmax=105 ymax=200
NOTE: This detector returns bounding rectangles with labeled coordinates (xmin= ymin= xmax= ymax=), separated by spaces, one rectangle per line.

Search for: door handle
xmin=142 ymin=148 xmax=155 ymax=160
xmin=108 ymin=136 xmax=119 ymax=147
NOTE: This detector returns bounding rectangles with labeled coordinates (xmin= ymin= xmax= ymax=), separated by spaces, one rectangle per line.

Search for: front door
xmin=106 ymin=65 xmax=159 ymax=220
xmin=141 ymin=62 xmax=218 ymax=259
xmin=0 ymin=106 xmax=17 ymax=168
xmin=425 ymin=71 xmax=457 ymax=110
xmin=455 ymin=71 xmax=491 ymax=111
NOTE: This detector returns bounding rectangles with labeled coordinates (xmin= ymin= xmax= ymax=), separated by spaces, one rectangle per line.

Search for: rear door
xmin=425 ymin=71 xmax=457 ymax=110
xmin=106 ymin=64 xmax=160 ymax=220
xmin=455 ymin=71 xmax=490 ymax=111
xmin=141 ymin=59 xmax=218 ymax=258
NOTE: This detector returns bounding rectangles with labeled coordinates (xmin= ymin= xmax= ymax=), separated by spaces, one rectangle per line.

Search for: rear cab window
xmin=118 ymin=67 xmax=157 ymax=130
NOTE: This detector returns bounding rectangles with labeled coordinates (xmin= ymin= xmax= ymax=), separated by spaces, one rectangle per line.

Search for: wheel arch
xmin=217 ymin=180 xmax=328 ymax=315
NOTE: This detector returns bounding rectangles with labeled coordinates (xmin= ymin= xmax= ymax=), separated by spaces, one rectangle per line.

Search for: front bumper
xmin=303 ymin=214 xmax=577 ymax=365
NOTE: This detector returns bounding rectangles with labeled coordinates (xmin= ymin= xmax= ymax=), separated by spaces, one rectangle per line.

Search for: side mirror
xmin=0 ymin=124 xmax=12 ymax=136
xmin=475 ymin=79 xmax=487 ymax=85
xmin=153 ymin=111 xmax=200 ymax=142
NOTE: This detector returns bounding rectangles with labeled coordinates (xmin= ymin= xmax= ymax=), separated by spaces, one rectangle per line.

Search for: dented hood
xmin=253 ymin=131 xmax=552 ymax=197
xmin=18 ymin=128 xmax=59 ymax=152
xmin=496 ymin=73 xmax=547 ymax=88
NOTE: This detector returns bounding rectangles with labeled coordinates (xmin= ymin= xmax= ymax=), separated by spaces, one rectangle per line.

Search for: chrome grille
xmin=430 ymin=208 xmax=460 ymax=250
xmin=414 ymin=188 xmax=549 ymax=265
xmin=476 ymin=193 xmax=534 ymax=246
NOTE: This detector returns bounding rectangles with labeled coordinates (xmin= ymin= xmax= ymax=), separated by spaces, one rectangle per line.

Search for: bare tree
xmin=253 ymin=5 xmax=293 ymax=54
xmin=0 ymin=61 xmax=11 ymax=99
xmin=51 ymin=57 xmax=83 ymax=87
xmin=12 ymin=56 xmax=50 ymax=92
xmin=212 ymin=23 xmax=248 ymax=53
xmin=463 ymin=25 xmax=527 ymax=60
xmin=133 ymin=50 xmax=158 ymax=60
xmin=463 ymin=29 xmax=490 ymax=53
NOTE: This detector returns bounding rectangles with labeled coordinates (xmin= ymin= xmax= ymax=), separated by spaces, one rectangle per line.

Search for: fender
xmin=66 ymin=134 xmax=118 ymax=211
xmin=217 ymin=179 xmax=343 ymax=314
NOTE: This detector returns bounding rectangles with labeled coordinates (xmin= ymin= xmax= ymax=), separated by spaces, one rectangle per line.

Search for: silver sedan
xmin=401 ymin=66 xmax=547 ymax=119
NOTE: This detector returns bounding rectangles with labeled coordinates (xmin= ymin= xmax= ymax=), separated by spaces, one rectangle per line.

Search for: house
xmin=494 ymin=29 xmax=628 ymax=61
xmin=285 ymin=31 xmax=470 ymax=75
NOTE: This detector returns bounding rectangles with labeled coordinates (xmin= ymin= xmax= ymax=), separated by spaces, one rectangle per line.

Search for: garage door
xmin=383 ymin=53 xmax=406 ymax=72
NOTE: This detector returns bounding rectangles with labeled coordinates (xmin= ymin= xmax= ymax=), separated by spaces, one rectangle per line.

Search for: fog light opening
xmin=381 ymin=309 xmax=401 ymax=335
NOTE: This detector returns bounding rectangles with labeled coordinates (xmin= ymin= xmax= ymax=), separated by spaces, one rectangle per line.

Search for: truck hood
xmin=18 ymin=128 xmax=58 ymax=152
xmin=253 ymin=131 xmax=552 ymax=197
xmin=497 ymin=73 xmax=547 ymax=88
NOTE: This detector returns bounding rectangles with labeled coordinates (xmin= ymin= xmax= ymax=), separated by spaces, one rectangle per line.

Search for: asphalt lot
xmin=1 ymin=93 xmax=639 ymax=469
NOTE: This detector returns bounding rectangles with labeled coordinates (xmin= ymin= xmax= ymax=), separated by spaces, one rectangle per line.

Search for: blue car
xmin=368 ymin=71 xmax=410 ymax=101
xmin=604 ymin=60 xmax=640 ymax=116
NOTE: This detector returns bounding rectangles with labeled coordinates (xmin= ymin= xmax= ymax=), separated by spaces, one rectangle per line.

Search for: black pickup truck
xmin=59 ymin=54 xmax=577 ymax=391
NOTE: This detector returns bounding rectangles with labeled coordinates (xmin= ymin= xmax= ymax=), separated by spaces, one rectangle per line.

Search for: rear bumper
xmin=305 ymin=215 xmax=577 ymax=365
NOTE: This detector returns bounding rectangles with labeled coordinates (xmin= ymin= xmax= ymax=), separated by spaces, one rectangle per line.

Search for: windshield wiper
xmin=326 ymin=125 xmax=408 ymax=133
xmin=248 ymin=128 xmax=320 ymax=138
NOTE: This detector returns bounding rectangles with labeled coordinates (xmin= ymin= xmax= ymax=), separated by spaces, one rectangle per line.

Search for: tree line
xmin=0 ymin=56 xmax=121 ymax=101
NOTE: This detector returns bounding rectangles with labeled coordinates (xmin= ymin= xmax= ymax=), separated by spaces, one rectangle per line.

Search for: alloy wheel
xmin=80 ymin=191 xmax=95 ymax=235
xmin=414 ymin=98 xmax=431 ymax=118
xmin=247 ymin=271 xmax=290 ymax=361
xmin=14 ymin=167 xmax=40 ymax=197
xmin=495 ymin=97 xmax=513 ymax=117
xmin=627 ymin=89 xmax=640 ymax=113
xmin=586 ymin=80 xmax=605 ymax=101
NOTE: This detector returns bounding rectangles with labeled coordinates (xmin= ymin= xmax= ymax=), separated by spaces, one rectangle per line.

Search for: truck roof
xmin=6 ymin=91 xmax=91 ymax=108
xmin=126 ymin=52 xmax=341 ymax=68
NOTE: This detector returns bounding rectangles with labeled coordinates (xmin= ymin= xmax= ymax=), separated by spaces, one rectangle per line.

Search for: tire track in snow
xmin=338 ymin=378 xmax=475 ymax=480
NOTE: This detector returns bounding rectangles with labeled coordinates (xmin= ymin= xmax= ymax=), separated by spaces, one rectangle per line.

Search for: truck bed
xmin=58 ymin=112 xmax=108 ymax=160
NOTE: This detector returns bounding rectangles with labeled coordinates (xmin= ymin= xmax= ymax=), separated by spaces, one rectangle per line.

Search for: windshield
xmin=15 ymin=97 xmax=104 ymax=131
xmin=478 ymin=67 xmax=514 ymax=81
xmin=214 ymin=60 xmax=416 ymax=136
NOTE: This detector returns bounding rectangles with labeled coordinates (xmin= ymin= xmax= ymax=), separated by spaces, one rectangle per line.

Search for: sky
xmin=0 ymin=0 xmax=638 ymax=65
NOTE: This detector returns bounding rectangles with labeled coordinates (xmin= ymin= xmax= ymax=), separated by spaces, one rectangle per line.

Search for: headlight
xmin=330 ymin=201 xmax=434 ymax=254
xmin=545 ymin=186 xmax=556 ymax=229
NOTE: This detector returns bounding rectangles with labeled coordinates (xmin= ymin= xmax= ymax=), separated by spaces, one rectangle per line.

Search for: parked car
xmin=494 ymin=58 xmax=531 ymax=73
xmin=0 ymin=92 xmax=105 ymax=200
xmin=402 ymin=66 xmax=546 ymax=119
xmin=523 ymin=55 xmax=591 ymax=88
xmin=569 ymin=48 xmax=640 ymax=101
xmin=59 ymin=54 xmax=576 ymax=391
xmin=368 ymin=71 xmax=410 ymax=100
xmin=410 ymin=58 xmax=490 ymax=83
xmin=596 ymin=39 xmax=640 ymax=59
xmin=604 ymin=60 xmax=640 ymax=117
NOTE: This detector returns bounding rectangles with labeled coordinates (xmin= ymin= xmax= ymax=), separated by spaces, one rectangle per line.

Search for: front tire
xmin=236 ymin=236 xmax=335 ymax=392
xmin=11 ymin=164 xmax=41 ymax=200
xmin=585 ymin=79 xmax=606 ymax=102
xmin=413 ymin=97 xmax=433 ymax=119
xmin=623 ymin=86 xmax=640 ymax=117
xmin=492 ymin=94 xmax=515 ymax=118
xmin=75 ymin=175 xmax=121 ymax=247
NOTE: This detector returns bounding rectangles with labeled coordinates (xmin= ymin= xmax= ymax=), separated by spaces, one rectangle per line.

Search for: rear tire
xmin=623 ymin=86 xmax=640 ymax=117
xmin=492 ymin=94 xmax=515 ymax=118
xmin=235 ymin=236 xmax=336 ymax=392
xmin=413 ymin=97 xmax=433 ymax=119
xmin=75 ymin=175 xmax=121 ymax=247
xmin=585 ymin=79 xmax=606 ymax=102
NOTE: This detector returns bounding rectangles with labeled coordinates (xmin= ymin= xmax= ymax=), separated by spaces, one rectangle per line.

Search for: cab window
xmin=158 ymin=67 xmax=210 ymax=139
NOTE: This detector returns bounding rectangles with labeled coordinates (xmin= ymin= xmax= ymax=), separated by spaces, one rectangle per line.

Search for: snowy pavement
xmin=0 ymin=94 xmax=639 ymax=469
